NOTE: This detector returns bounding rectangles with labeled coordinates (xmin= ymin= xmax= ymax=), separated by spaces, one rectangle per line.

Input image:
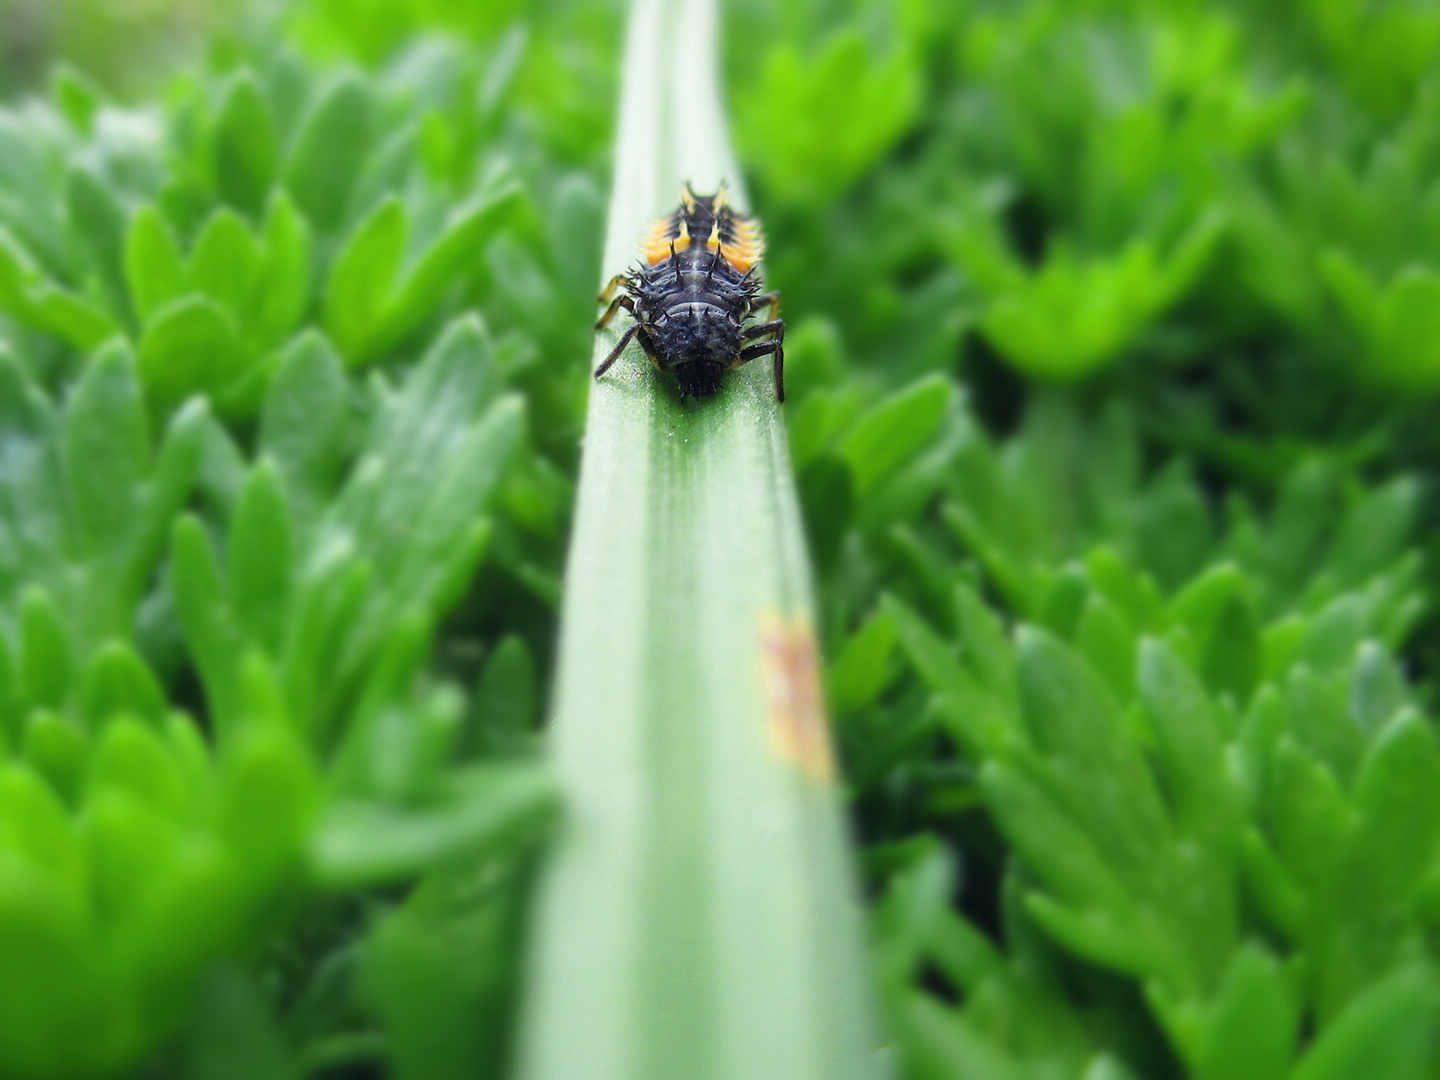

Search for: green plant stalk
xmin=515 ymin=0 xmax=887 ymax=1077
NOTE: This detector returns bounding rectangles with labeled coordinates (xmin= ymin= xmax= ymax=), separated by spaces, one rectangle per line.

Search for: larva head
xmin=652 ymin=301 xmax=741 ymax=397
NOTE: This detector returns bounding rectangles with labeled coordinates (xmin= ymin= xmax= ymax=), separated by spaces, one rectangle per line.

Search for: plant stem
xmin=514 ymin=0 xmax=889 ymax=1077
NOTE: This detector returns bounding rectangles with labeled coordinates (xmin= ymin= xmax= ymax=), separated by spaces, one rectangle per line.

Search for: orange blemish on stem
xmin=760 ymin=610 xmax=834 ymax=784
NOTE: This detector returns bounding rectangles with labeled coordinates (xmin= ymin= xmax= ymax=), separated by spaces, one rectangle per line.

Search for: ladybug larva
xmin=594 ymin=183 xmax=785 ymax=402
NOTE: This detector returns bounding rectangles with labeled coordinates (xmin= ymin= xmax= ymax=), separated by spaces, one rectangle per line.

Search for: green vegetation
xmin=0 ymin=0 xmax=1436 ymax=1077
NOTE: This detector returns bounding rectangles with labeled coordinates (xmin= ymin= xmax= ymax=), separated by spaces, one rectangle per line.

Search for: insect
xmin=593 ymin=183 xmax=785 ymax=402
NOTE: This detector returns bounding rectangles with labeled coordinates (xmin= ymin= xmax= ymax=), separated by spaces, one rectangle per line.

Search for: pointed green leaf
xmin=18 ymin=590 xmax=70 ymax=712
xmin=51 ymin=66 xmax=102 ymax=133
xmin=82 ymin=786 xmax=184 ymax=926
xmin=341 ymin=315 xmax=498 ymax=536
xmin=366 ymin=184 xmax=522 ymax=360
xmin=1372 ymin=270 xmax=1440 ymax=390
xmin=188 ymin=210 xmax=263 ymax=315
xmin=1189 ymin=946 xmax=1297 ymax=1080
xmin=324 ymin=195 xmax=407 ymax=361
xmin=1015 ymin=627 xmax=1170 ymax=870
xmin=892 ymin=993 xmax=1030 ymax=1080
xmin=132 ymin=398 xmax=209 ymax=581
xmin=1201 ymin=592 xmax=1261 ymax=705
xmin=125 ymin=206 xmax=188 ymax=324
xmin=1296 ymin=595 xmax=1368 ymax=676
xmin=21 ymin=711 xmax=88 ymax=808
xmin=195 ymin=411 xmax=251 ymax=521
xmin=311 ymin=762 xmax=555 ymax=889
xmin=980 ymin=763 xmax=1132 ymax=919
xmin=255 ymin=191 xmax=311 ymax=343
xmin=212 ymin=73 xmax=280 ymax=216
xmin=90 ymin=716 xmax=192 ymax=819
xmin=953 ymin=581 xmax=1018 ymax=703
xmin=0 ymin=348 xmax=66 ymax=581
xmin=1074 ymin=594 xmax=1136 ymax=702
xmin=170 ymin=515 xmax=245 ymax=742
xmin=1349 ymin=642 xmax=1409 ymax=735
xmin=284 ymin=72 xmax=374 ymax=230
xmin=1285 ymin=667 xmax=1363 ymax=786
xmin=79 ymin=643 xmax=168 ymax=730
xmin=64 ymin=165 xmax=128 ymax=311
xmin=377 ymin=400 xmax=517 ymax=607
xmin=1084 ymin=548 xmax=1164 ymax=631
xmin=941 ymin=500 xmax=1035 ymax=613
xmin=1024 ymin=890 xmax=1167 ymax=979
xmin=1134 ymin=463 xmax=1213 ymax=592
xmin=872 ymin=840 xmax=959 ymax=990
xmin=281 ymin=550 xmax=369 ymax=738
xmin=179 ymin=969 xmax=295 ymax=1080
xmin=257 ymin=331 xmax=348 ymax=514
xmin=1321 ymin=477 xmax=1420 ymax=592
xmin=218 ymin=726 xmax=316 ymax=880
xmin=1139 ymin=639 xmax=1238 ymax=853
xmin=465 ymin=635 xmax=538 ymax=756
xmin=797 ymin=454 xmax=854 ymax=575
xmin=0 ymin=226 xmax=119 ymax=351
xmin=1349 ymin=712 xmax=1440 ymax=904
xmin=887 ymin=595 xmax=1003 ymax=759
xmin=261 ymin=46 xmax=313 ymax=146
xmin=361 ymin=897 xmax=510 ymax=1080
xmin=1265 ymin=737 xmax=1352 ymax=891
xmin=62 ymin=341 xmax=148 ymax=562
xmin=0 ymin=764 xmax=83 ymax=888
xmin=1262 ymin=461 xmax=1337 ymax=601
xmin=138 ymin=296 xmax=249 ymax=413
xmin=1290 ymin=965 xmax=1439 ymax=1080
xmin=227 ymin=461 xmax=294 ymax=653
xmin=828 ymin=610 xmax=898 ymax=716
xmin=838 ymin=374 xmax=953 ymax=497
xmin=1168 ymin=563 xmax=1259 ymax=702
xmin=1240 ymin=828 xmax=1306 ymax=940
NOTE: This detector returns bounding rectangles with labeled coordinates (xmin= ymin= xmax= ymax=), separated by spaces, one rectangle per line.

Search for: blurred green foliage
xmin=0 ymin=0 xmax=1437 ymax=1076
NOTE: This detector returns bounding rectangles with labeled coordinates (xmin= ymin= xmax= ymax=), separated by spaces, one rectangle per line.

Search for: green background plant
xmin=0 ymin=0 xmax=1436 ymax=1076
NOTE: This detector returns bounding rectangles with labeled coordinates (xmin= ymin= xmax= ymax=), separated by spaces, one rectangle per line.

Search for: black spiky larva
xmin=593 ymin=182 xmax=785 ymax=403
